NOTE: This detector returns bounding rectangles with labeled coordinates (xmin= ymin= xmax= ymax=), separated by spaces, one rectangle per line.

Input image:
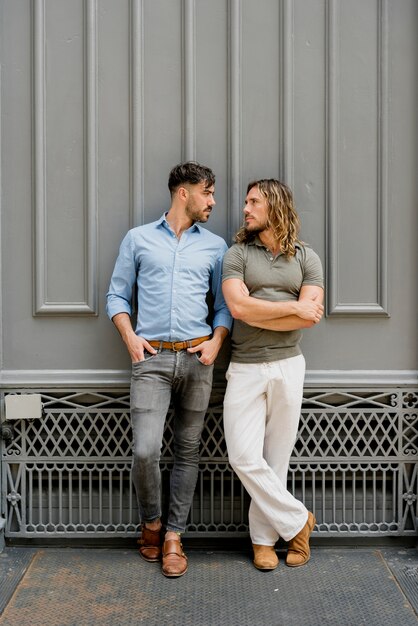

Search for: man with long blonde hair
xmin=222 ymin=179 xmax=324 ymax=570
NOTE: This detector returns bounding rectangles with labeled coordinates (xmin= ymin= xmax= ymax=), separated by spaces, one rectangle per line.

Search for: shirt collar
xmin=158 ymin=212 xmax=201 ymax=234
xmin=249 ymin=235 xmax=302 ymax=251
xmin=249 ymin=235 xmax=264 ymax=248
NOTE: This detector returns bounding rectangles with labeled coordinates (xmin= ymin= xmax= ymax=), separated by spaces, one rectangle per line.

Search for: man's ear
xmin=177 ymin=186 xmax=189 ymax=202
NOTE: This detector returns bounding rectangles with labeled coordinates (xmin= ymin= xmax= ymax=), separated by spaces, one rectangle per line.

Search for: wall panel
xmin=0 ymin=0 xmax=417 ymax=378
xmin=142 ymin=0 xmax=183 ymax=220
xmin=326 ymin=0 xmax=388 ymax=316
xmin=33 ymin=0 xmax=98 ymax=315
xmin=194 ymin=0 xmax=229 ymax=238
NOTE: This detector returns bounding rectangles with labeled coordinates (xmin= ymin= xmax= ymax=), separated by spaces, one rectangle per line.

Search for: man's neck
xmin=258 ymin=230 xmax=280 ymax=255
xmin=165 ymin=208 xmax=194 ymax=238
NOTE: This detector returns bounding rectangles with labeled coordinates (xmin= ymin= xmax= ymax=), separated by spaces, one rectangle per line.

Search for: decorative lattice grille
xmin=1 ymin=386 xmax=417 ymax=538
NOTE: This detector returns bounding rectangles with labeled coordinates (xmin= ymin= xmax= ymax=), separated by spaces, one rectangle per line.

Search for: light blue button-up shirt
xmin=106 ymin=214 xmax=232 ymax=341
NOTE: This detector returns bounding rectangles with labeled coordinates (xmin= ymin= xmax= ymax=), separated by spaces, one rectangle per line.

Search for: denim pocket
xmin=132 ymin=352 xmax=157 ymax=367
xmin=193 ymin=351 xmax=217 ymax=368
xmin=192 ymin=351 xmax=203 ymax=364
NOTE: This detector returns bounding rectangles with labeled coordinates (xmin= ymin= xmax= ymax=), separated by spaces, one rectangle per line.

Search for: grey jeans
xmin=130 ymin=348 xmax=214 ymax=533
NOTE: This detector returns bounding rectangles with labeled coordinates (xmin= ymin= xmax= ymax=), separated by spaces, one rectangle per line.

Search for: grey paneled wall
xmin=0 ymin=0 xmax=417 ymax=386
xmin=326 ymin=0 xmax=388 ymax=316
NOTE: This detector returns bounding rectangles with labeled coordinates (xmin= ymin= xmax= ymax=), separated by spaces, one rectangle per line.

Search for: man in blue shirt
xmin=106 ymin=162 xmax=232 ymax=578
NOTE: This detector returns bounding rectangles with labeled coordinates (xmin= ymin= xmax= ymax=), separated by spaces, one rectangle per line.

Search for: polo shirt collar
xmin=248 ymin=234 xmax=302 ymax=251
xmin=249 ymin=235 xmax=265 ymax=248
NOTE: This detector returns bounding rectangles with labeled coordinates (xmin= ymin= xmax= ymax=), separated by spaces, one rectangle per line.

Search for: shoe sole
xmin=253 ymin=562 xmax=279 ymax=571
xmin=162 ymin=566 xmax=188 ymax=578
xmin=285 ymin=554 xmax=311 ymax=568
xmin=139 ymin=551 xmax=161 ymax=563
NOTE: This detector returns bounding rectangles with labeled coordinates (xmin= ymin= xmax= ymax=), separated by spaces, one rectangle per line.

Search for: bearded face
xmin=243 ymin=186 xmax=269 ymax=233
xmin=184 ymin=182 xmax=215 ymax=223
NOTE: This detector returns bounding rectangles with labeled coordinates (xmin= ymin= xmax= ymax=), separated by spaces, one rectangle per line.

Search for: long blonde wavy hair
xmin=235 ymin=179 xmax=301 ymax=257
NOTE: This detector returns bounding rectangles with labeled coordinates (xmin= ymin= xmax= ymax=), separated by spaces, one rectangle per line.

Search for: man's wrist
xmin=212 ymin=326 xmax=229 ymax=340
xmin=272 ymin=301 xmax=298 ymax=317
xmin=121 ymin=328 xmax=137 ymax=344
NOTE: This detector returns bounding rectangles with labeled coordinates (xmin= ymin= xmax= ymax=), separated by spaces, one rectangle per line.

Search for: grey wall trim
xmin=325 ymin=0 xmax=389 ymax=317
xmin=182 ymin=0 xmax=196 ymax=161
xmin=306 ymin=370 xmax=418 ymax=388
xmin=0 ymin=60 xmax=4 ymax=552
xmin=280 ymin=0 xmax=294 ymax=187
xmin=0 ymin=370 xmax=132 ymax=389
xmin=130 ymin=0 xmax=144 ymax=227
xmin=228 ymin=0 xmax=241 ymax=242
xmin=0 ymin=63 xmax=3 ymax=374
xmin=0 ymin=369 xmax=416 ymax=389
xmin=33 ymin=0 xmax=98 ymax=315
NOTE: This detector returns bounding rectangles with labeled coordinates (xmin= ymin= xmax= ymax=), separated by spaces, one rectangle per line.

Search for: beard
xmin=185 ymin=204 xmax=212 ymax=223
xmin=244 ymin=219 xmax=269 ymax=234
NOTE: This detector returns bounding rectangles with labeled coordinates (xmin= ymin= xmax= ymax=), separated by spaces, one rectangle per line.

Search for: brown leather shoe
xmin=162 ymin=538 xmax=188 ymax=577
xmin=137 ymin=524 xmax=163 ymax=562
xmin=286 ymin=511 xmax=316 ymax=567
xmin=252 ymin=544 xmax=279 ymax=571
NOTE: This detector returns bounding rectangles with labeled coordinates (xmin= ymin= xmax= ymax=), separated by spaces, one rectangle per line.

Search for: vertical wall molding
xmin=0 ymin=64 xmax=3 ymax=371
xmin=182 ymin=0 xmax=196 ymax=162
xmin=32 ymin=0 xmax=98 ymax=316
xmin=228 ymin=0 xmax=241 ymax=242
xmin=279 ymin=0 xmax=294 ymax=188
xmin=325 ymin=0 xmax=389 ymax=317
xmin=130 ymin=0 xmax=144 ymax=227
xmin=377 ymin=0 xmax=389 ymax=316
xmin=84 ymin=0 xmax=98 ymax=315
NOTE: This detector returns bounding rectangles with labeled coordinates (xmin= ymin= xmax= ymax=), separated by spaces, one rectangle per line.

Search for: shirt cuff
xmin=106 ymin=301 xmax=132 ymax=321
xmin=213 ymin=312 xmax=233 ymax=332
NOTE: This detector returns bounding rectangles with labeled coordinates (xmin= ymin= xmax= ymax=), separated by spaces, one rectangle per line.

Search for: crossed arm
xmin=222 ymin=278 xmax=324 ymax=331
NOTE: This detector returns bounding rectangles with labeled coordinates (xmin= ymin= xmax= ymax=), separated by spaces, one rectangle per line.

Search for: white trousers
xmin=223 ymin=354 xmax=308 ymax=544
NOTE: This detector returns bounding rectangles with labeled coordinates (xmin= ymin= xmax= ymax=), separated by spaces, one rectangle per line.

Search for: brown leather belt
xmin=148 ymin=336 xmax=211 ymax=352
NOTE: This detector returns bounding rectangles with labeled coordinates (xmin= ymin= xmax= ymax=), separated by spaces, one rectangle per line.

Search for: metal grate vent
xmin=1 ymin=387 xmax=417 ymax=538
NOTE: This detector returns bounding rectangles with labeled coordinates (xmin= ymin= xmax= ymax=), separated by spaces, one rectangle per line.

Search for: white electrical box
xmin=5 ymin=394 xmax=43 ymax=420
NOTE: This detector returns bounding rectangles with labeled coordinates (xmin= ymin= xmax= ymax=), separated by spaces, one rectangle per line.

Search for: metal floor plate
xmin=0 ymin=548 xmax=36 ymax=616
xmin=0 ymin=547 xmax=417 ymax=626
xmin=383 ymin=549 xmax=418 ymax=616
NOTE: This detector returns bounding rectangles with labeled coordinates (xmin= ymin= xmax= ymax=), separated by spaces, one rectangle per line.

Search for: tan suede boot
xmin=286 ymin=511 xmax=316 ymax=567
xmin=252 ymin=544 xmax=279 ymax=571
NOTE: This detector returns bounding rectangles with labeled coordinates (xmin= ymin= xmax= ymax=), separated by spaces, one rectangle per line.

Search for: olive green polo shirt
xmin=222 ymin=238 xmax=324 ymax=363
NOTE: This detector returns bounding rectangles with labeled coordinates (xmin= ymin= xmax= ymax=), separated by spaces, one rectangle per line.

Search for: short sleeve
xmin=222 ymin=244 xmax=246 ymax=282
xmin=301 ymin=246 xmax=324 ymax=288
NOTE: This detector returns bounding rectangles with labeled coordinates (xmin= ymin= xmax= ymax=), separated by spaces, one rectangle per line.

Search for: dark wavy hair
xmin=168 ymin=161 xmax=215 ymax=196
xmin=235 ymin=179 xmax=301 ymax=257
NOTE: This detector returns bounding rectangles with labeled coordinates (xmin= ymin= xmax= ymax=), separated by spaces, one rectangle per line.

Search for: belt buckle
xmin=172 ymin=341 xmax=182 ymax=352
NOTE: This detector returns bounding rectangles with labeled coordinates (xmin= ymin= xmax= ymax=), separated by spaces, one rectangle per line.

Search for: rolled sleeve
xmin=106 ymin=231 xmax=137 ymax=320
xmin=211 ymin=245 xmax=233 ymax=332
